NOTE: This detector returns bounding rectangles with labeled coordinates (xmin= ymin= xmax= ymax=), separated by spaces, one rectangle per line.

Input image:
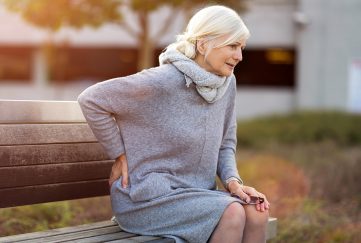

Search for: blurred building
xmin=0 ymin=0 xmax=360 ymax=119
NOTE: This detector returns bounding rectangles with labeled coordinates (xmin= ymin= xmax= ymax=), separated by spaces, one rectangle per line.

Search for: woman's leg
xmin=242 ymin=205 xmax=269 ymax=243
xmin=209 ymin=202 xmax=246 ymax=243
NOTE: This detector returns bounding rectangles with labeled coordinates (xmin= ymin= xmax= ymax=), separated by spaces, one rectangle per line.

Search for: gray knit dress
xmin=77 ymin=49 xmax=244 ymax=243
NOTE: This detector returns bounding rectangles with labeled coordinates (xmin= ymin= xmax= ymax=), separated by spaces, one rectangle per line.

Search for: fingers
xmin=259 ymin=193 xmax=271 ymax=211
xmin=108 ymin=158 xmax=121 ymax=187
xmin=237 ymin=188 xmax=251 ymax=203
xmin=239 ymin=186 xmax=256 ymax=203
xmin=236 ymin=186 xmax=271 ymax=212
xmin=108 ymin=177 xmax=116 ymax=187
xmin=121 ymin=155 xmax=129 ymax=188
xmin=108 ymin=154 xmax=129 ymax=188
xmin=255 ymin=192 xmax=270 ymax=212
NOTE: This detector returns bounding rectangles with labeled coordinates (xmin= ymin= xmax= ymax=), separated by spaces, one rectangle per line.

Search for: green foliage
xmin=247 ymin=142 xmax=361 ymax=205
xmin=270 ymin=199 xmax=361 ymax=243
xmin=236 ymin=146 xmax=361 ymax=242
xmin=236 ymin=111 xmax=361 ymax=242
xmin=270 ymin=199 xmax=329 ymax=243
xmin=304 ymin=144 xmax=361 ymax=203
xmin=0 ymin=197 xmax=113 ymax=237
xmin=1 ymin=0 xmax=247 ymax=31
xmin=1 ymin=0 xmax=123 ymax=31
xmin=0 ymin=202 xmax=72 ymax=236
xmin=237 ymin=111 xmax=361 ymax=148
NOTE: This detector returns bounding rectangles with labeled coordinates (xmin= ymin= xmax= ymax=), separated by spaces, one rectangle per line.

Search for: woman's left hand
xmin=228 ymin=181 xmax=270 ymax=212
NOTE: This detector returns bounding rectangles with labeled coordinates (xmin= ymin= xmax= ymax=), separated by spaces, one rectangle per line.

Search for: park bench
xmin=0 ymin=100 xmax=277 ymax=242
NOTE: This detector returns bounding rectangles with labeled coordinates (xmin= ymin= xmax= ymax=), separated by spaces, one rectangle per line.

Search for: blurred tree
xmin=1 ymin=0 xmax=247 ymax=70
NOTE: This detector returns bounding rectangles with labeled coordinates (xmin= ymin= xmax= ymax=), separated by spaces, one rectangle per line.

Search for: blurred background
xmin=0 ymin=0 xmax=360 ymax=242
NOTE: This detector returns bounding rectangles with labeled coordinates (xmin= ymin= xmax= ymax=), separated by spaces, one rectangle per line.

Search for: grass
xmin=0 ymin=202 xmax=72 ymax=236
xmin=236 ymin=144 xmax=361 ymax=243
xmin=0 ymin=197 xmax=112 ymax=237
xmin=237 ymin=111 xmax=361 ymax=148
xmin=235 ymin=111 xmax=361 ymax=243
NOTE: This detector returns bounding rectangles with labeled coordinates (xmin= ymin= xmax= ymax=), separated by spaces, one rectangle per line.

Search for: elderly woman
xmin=78 ymin=5 xmax=270 ymax=243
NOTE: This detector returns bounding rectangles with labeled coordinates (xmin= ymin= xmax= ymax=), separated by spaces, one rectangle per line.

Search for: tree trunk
xmin=137 ymin=10 xmax=155 ymax=70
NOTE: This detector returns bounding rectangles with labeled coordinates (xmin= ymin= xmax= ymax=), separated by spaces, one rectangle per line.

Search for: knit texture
xmin=159 ymin=48 xmax=232 ymax=103
xmin=78 ymin=61 xmax=242 ymax=242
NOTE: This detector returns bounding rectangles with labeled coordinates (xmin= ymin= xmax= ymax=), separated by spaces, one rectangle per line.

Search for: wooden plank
xmin=106 ymin=235 xmax=161 ymax=243
xmin=0 ymin=160 xmax=113 ymax=189
xmin=70 ymin=232 xmax=140 ymax=243
xmin=99 ymin=219 xmax=276 ymax=242
xmin=29 ymin=226 xmax=127 ymax=243
xmin=0 ymin=124 xmax=93 ymax=145
xmin=0 ymin=179 xmax=109 ymax=208
xmin=0 ymin=100 xmax=85 ymax=124
xmin=107 ymin=236 xmax=173 ymax=243
xmin=0 ymin=143 xmax=109 ymax=167
xmin=144 ymin=238 xmax=175 ymax=243
xmin=142 ymin=239 xmax=175 ymax=243
xmin=0 ymin=221 xmax=118 ymax=242
xmin=0 ymin=124 xmax=97 ymax=145
xmin=0 ymin=218 xmax=277 ymax=242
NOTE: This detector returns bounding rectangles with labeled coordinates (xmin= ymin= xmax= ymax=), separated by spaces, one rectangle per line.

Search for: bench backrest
xmin=0 ymin=100 xmax=112 ymax=208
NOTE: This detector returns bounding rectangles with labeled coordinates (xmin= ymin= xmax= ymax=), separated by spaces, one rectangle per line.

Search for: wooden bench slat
xmin=0 ymin=218 xmax=277 ymax=242
xmin=0 ymin=124 xmax=96 ymax=145
xmin=108 ymin=236 xmax=174 ymax=243
xmin=140 ymin=239 xmax=176 ymax=243
xmin=0 ymin=100 xmax=85 ymax=124
xmin=11 ymin=228 xmax=130 ymax=243
xmin=0 ymin=161 xmax=113 ymax=189
xmin=69 ymin=232 xmax=142 ymax=243
xmin=0 ymin=179 xmax=109 ymax=208
xmin=0 ymin=221 xmax=117 ymax=242
xmin=106 ymin=235 xmax=162 ymax=243
xmin=0 ymin=143 xmax=109 ymax=167
xmin=140 ymin=238 xmax=175 ymax=243
xmin=29 ymin=226 xmax=128 ymax=243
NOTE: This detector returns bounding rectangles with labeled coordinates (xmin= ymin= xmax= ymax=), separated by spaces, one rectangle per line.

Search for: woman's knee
xmin=244 ymin=205 xmax=269 ymax=229
xmin=222 ymin=202 xmax=246 ymax=229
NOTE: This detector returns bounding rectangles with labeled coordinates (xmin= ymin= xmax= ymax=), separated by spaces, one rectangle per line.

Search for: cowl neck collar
xmin=159 ymin=48 xmax=233 ymax=103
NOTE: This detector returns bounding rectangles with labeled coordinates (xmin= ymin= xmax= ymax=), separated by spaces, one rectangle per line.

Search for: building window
xmin=0 ymin=46 xmax=32 ymax=82
xmin=234 ymin=48 xmax=296 ymax=88
xmin=50 ymin=47 xmax=138 ymax=83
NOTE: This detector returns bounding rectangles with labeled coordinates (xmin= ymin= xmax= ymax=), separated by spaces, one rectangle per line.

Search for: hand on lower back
xmin=109 ymin=153 xmax=129 ymax=188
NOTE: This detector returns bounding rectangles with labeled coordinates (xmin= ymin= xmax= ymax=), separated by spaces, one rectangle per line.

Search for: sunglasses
xmin=231 ymin=193 xmax=265 ymax=205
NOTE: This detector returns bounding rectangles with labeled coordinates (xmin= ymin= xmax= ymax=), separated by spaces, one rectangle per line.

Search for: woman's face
xmin=195 ymin=35 xmax=246 ymax=77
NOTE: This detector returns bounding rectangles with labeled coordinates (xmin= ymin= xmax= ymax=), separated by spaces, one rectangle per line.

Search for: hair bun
xmin=177 ymin=40 xmax=196 ymax=59
xmin=175 ymin=34 xmax=196 ymax=59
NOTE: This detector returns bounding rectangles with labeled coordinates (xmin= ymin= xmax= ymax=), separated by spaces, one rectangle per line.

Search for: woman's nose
xmin=234 ymin=48 xmax=243 ymax=61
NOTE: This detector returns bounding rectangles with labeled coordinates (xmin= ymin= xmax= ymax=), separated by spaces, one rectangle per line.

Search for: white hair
xmin=168 ymin=5 xmax=250 ymax=59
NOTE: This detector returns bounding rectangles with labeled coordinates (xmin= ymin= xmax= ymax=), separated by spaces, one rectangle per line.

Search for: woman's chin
xmin=212 ymin=68 xmax=233 ymax=77
xmin=222 ymin=69 xmax=234 ymax=77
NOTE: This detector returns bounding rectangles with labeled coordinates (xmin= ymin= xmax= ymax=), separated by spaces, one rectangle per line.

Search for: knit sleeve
xmin=77 ymin=68 xmax=163 ymax=160
xmin=217 ymin=79 xmax=242 ymax=189
xmin=77 ymin=80 xmax=125 ymax=160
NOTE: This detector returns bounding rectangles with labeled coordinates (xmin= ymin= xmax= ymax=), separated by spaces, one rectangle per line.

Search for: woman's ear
xmin=196 ymin=40 xmax=207 ymax=56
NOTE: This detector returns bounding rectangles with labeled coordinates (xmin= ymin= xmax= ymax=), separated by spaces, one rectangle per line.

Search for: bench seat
xmin=0 ymin=220 xmax=172 ymax=243
xmin=0 ymin=218 xmax=277 ymax=242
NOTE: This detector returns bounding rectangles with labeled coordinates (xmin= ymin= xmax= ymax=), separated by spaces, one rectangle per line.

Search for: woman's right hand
xmin=109 ymin=153 xmax=129 ymax=188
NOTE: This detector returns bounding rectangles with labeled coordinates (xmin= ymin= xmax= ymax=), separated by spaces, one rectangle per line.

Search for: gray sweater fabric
xmin=77 ymin=52 xmax=243 ymax=243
